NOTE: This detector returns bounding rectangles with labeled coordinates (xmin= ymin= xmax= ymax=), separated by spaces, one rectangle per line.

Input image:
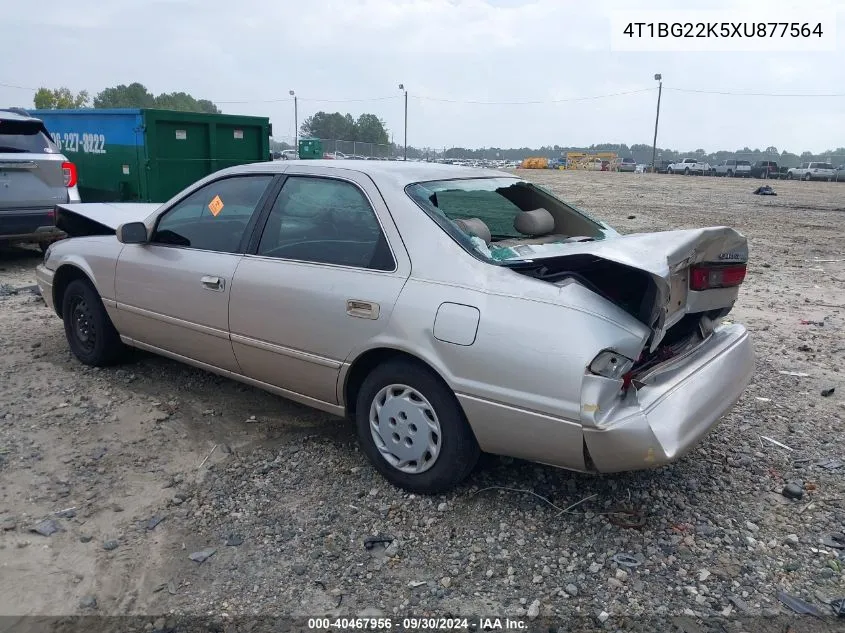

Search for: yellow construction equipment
xmin=520 ymin=157 xmax=549 ymax=169
xmin=565 ymin=151 xmax=618 ymax=170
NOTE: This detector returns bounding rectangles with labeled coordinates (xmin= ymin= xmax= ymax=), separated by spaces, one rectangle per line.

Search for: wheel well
xmin=343 ymin=348 xmax=452 ymax=418
xmin=52 ymin=265 xmax=92 ymax=318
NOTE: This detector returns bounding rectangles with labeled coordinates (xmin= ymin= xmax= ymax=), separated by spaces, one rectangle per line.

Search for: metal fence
xmin=271 ymin=136 xmax=394 ymax=159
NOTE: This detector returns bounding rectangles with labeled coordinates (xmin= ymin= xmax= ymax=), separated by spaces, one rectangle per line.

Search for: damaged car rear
xmin=37 ymin=162 xmax=753 ymax=493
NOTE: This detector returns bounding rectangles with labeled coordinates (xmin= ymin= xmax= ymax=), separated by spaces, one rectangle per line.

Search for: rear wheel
xmin=355 ymin=359 xmax=480 ymax=494
xmin=804 ymin=172 xmax=812 ymax=181
xmin=62 ymin=279 xmax=125 ymax=366
xmin=684 ymin=168 xmax=690 ymax=175
xmin=786 ymin=172 xmax=793 ymax=180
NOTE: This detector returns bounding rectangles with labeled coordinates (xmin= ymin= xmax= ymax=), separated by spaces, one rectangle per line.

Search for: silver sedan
xmin=36 ymin=161 xmax=754 ymax=493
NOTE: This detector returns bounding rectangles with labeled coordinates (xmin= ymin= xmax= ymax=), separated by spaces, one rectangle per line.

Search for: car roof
xmin=223 ymin=159 xmax=513 ymax=186
xmin=0 ymin=109 xmax=42 ymax=123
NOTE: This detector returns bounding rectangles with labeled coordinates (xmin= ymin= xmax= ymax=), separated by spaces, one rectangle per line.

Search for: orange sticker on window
xmin=208 ymin=195 xmax=224 ymax=216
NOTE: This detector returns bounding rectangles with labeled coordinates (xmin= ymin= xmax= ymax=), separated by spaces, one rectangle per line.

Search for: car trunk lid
xmin=503 ymin=226 xmax=748 ymax=351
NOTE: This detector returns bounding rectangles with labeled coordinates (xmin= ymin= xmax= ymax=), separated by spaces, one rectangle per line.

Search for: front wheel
xmin=355 ymin=359 xmax=480 ymax=494
xmin=804 ymin=172 xmax=812 ymax=181
xmin=62 ymin=279 xmax=125 ymax=366
xmin=786 ymin=172 xmax=793 ymax=180
xmin=684 ymin=168 xmax=690 ymax=175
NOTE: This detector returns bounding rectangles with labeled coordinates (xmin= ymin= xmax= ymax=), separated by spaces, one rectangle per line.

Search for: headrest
xmin=454 ymin=218 xmax=492 ymax=244
xmin=514 ymin=208 xmax=555 ymax=236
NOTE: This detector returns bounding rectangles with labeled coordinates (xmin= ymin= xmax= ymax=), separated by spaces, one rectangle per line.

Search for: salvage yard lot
xmin=0 ymin=170 xmax=843 ymax=624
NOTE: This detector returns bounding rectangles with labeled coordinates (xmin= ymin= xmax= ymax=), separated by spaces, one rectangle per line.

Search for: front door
xmin=114 ymin=173 xmax=276 ymax=372
xmin=228 ymin=170 xmax=410 ymax=405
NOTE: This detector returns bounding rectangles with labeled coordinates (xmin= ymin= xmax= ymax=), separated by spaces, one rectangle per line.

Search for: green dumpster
xmin=298 ymin=138 xmax=323 ymax=160
xmin=29 ymin=108 xmax=272 ymax=202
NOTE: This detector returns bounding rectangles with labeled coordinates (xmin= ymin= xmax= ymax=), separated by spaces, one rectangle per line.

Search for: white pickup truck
xmin=667 ymin=157 xmax=712 ymax=176
xmin=786 ymin=162 xmax=836 ymax=181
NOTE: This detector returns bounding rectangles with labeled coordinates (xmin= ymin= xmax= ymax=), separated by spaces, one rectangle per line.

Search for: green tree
xmin=154 ymin=91 xmax=220 ymax=113
xmin=93 ymin=82 xmax=156 ymax=108
xmin=92 ymin=83 xmax=220 ymax=113
xmin=354 ymin=113 xmax=389 ymax=144
xmin=299 ymin=111 xmax=356 ymax=140
xmin=33 ymin=87 xmax=89 ymax=109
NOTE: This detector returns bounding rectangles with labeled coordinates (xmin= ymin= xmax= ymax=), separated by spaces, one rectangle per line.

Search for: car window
xmin=737 ymin=160 xmax=750 ymax=166
xmin=256 ymin=176 xmax=395 ymax=271
xmin=152 ymin=175 xmax=273 ymax=253
xmin=0 ymin=118 xmax=61 ymax=154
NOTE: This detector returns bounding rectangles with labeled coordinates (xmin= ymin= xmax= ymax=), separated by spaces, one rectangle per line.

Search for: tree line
xmin=33 ymin=83 xmax=220 ymax=114
xmin=28 ymin=89 xmax=842 ymax=165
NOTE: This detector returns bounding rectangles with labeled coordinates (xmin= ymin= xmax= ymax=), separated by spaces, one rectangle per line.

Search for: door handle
xmin=346 ymin=299 xmax=379 ymax=320
xmin=201 ymin=275 xmax=225 ymax=291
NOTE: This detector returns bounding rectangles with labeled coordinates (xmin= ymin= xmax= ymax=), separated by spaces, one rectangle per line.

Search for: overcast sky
xmin=3 ymin=0 xmax=844 ymax=153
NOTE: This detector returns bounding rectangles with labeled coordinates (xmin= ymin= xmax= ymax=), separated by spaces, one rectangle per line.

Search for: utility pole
xmin=398 ymin=83 xmax=407 ymax=160
xmin=650 ymin=74 xmax=662 ymax=173
xmin=289 ymin=90 xmax=298 ymax=156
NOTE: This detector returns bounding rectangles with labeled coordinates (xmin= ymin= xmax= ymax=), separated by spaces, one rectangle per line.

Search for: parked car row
xmin=660 ymin=157 xmax=845 ymax=181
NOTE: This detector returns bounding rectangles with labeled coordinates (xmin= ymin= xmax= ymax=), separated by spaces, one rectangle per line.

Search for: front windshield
xmin=405 ymin=177 xmax=614 ymax=264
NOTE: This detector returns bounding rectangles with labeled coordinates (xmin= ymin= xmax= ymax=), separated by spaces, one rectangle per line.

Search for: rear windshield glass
xmin=0 ymin=119 xmax=60 ymax=154
xmin=405 ymin=177 xmax=612 ymax=264
xmin=736 ymin=160 xmax=751 ymax=166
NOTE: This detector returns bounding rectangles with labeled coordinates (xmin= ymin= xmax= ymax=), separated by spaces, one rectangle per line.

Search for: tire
xmin=684 ymin=168 xmax=690 ymax=175
xmin=667 ymin=169 xmax=673 ymax=175
xmin=38 ymin=242 xmax=50 ymax=254
xmin=61 ymin=278 xmax=125 ymax=366
xmin=355 ymin=359 xmax=480 ymax=494
xmin=786 ymin=172 xmax=793 ymax=180
xmin=804 ymin=172 xmax=812 ymax=181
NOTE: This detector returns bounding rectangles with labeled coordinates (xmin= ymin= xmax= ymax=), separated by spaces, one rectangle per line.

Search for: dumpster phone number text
xmin=307 ymin=617 xmax=471 ymax=630
xmin=52 ymin=132 xmax=107 ymax=155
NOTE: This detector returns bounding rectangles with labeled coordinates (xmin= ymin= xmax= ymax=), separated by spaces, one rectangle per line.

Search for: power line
xmin=412 ymin=87 xmax=656 ymax=105
xmin=666 ymin=86 xmax=845 ymax=97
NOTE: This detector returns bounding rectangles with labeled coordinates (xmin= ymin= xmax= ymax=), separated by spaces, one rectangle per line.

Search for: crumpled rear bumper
xmin=581 ymin=323 xmax=753 ymax=473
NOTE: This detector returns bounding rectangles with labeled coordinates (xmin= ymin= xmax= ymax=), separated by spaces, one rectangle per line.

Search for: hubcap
xmin=369 ymin=384 xmax=441 ymax=474
xmin=70 ymin=297 xmax=96 ymax=352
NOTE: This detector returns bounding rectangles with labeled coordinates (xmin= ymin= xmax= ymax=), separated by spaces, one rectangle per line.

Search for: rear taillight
xmin=61 ymin=161 xmax=77 ymax=188
xmin=689 ymin=264 xmax=747 ymax=291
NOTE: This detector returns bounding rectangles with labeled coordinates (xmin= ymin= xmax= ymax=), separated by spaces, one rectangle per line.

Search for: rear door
xmin=0 ymin=117 xmax=68 ymax=212
xmin=114 ymin=173 xmax=277 ymax=372
xmin=228 ymin=168 xmax=410 ymax=405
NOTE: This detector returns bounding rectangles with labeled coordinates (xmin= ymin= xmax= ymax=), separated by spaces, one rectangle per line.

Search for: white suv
xmin=787 ymin=162 xmax=835 ymax=181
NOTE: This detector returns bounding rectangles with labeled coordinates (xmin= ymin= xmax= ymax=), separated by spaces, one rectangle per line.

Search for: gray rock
xmin=292 ymin=563 xmax=307 ymax=575
xmin=527 ymin=599 xmax=540 ymax=620
xmin=225 ymin=534 xmax=244 ymax=546
xmin=782 ymin=483 xmax=804 ymax=500
xmin=79 ymin=595 xmax=97 ymax=609
xmin=79 ymin=534 xmax=93 ymax=543
xmin=102 ymin=539 xmax=119 ymax=551
xmin=189 ymin=547 xmax=216 ymax=563
xmin=1 ymin=517 xmax=16 ymax=531
xmin=565 ymin=583 xmax=579 ymax=597
xmin=31 ymin=519 xmax=61 ymax=536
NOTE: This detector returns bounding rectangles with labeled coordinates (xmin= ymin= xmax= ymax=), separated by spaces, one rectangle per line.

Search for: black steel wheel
xmin=62 ymin=278 xmax=125 ymax=366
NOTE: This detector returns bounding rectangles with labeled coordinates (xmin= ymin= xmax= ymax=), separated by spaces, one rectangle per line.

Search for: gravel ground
xmin=0 ymin=170 xmax=844 ymax=630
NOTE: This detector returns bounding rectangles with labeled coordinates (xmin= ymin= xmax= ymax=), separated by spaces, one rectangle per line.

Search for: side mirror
xmin=116 ymin=222 xmax=148 ymax=244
